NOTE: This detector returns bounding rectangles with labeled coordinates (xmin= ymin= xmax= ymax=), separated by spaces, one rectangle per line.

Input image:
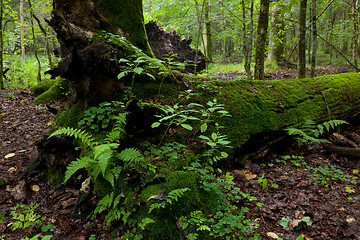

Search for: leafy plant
xmin=148 ymin=188 xmax=190 ymax=213
xmin=257 ymin=173 xmax=269 ymax=191
xmin=280 ymin=213 xmax=312 ymax=231
xmin=8 ymin=202 xmax=43 ymax=231
xmin=78 ymin=101 xmax=126 ymax=133
xmin=286 ymin=119 xmax=348 ymax=147
xmin=7 ymin=202 xmax=55 ymax=240
xmin=308 ymin=164 xmax=358 ymax=186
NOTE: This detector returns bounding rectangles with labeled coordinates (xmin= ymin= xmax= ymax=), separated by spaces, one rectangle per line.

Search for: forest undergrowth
xmin=0 ymin=64 xmax=359 ymax=239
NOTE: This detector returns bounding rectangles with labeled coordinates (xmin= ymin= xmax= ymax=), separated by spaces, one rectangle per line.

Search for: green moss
xmin=42 ymin=167 xmax=65 ymax=187
xmin=191 ymin=73 xmax=360 ymax=148
xmin=55 ymin=107 xmax=84 ymax=128
xmin=0 ymin=180 xmax=8 ymax=188
xmin=30 ymin=79 xmax=56 ymax=95
xmin=93 ymin=0 xmax=154 ymax=57
xmin=34 ymin=78 xmax=68 ymax=103
xmin=137 ymin=171 xmax=217 ymax=240
xmin=264 ymin=55 xmax=280 ymax=70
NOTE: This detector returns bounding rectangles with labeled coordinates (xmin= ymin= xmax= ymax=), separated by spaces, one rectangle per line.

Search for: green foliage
xmin=309 ymin=165 xmax=358 ymax=186
xmin=286 ymin=119 xmax=349 ymax=147
xmin=49 ymin=95 xmax=260 ymax=239
xmin=257 ymin=173 xmax=269 ymax=191
xmin=148 ymin=188 xmax=190 ymax=213
xmin=78 ymin=101 xmax=126 ymax=133
xmin=280 ymin=213 xmax=312 ymax=231
xmin=6 ymin=202 xmax=55 ymax=240
xmin=3 ymin=55 xmax=56 ymax=89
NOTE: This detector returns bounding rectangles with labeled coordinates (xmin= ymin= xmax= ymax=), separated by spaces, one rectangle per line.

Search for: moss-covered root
xmin=34 ymin=78 xmax=68 ymax=103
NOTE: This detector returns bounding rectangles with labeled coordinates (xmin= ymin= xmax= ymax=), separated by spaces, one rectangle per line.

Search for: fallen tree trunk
xmin=203 ymin=73 xmax=360 ymax=150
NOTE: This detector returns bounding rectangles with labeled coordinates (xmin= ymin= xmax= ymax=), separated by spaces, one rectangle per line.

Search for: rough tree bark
xmin=310 ymin=0 xmax=317 ymax=77
xmin=47 ymin=0 xmax=156 ymax=107
xmin=254 ymin=0 xmax=270 ymax=80
xmin=298 ymin=0 xmax=307 ymax=79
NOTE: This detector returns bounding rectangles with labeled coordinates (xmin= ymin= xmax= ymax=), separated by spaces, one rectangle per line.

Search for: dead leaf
xmin=233 ymin=170 xmax=257 ymax=180
xmin=345 ymin=186 xmax=356 ymax=193
xmin=353 ymin=169 xmax=359 ymax=175
xmin=300 ymin=234 xmax=313 ymax=240
xmin=31 ymin=185 xmax=40 ymax=192
xmin=346 ymin=218 xmax=356 ymax=223
xmin=8 ymin=167 xmax=17 ymax=172
xmin=5 ymin=153 xmax=15 ymax=159
xmin=266 ymin=232 xmax=279 ymax=239
xmin=289 ymin=219 xmax=302 ymax=230
xmin=245 ymin=174 xmax=257 ymax=180
xmin=147 ymin=190 xmax=167 ymax=201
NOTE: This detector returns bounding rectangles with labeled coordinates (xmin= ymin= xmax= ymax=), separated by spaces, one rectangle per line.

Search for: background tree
xmin=298 ymin=0 xmax=307 ymax=79
xmin=254 ymin=0 xmax=270 ymax=80
xmin=0 ymin=0 xmax=3 ymax=89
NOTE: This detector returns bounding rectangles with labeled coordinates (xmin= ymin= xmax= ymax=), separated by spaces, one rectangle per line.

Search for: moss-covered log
xmin=203 ymin=73 xmax=360 ymax=149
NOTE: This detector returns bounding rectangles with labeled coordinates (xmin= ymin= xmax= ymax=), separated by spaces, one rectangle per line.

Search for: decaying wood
xmin=332 ymin=133 xmax=358 ymax=148
xmin=324 ymin=144 xmax=360 ymax=157
xmin=145 ymin=21 xmax=206 ymax=73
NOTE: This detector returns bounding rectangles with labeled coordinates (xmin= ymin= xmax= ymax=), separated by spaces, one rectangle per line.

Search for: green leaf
xmin=133 ymin=67 xmax=144 ymax=75
xmin=200 ymin=123 xmax=208 ymax=133
xmin=211 ymin=132 xmax=218 ymax=141
xmin=146 ymin=73 xmax=156 ymax=80
xmin=295 ymin=235 xmax=304 ymax=240
xmin=220 ymin=152 xmax=228 ymax=158
xmin=118 ymin=71 xmax=128 ymax=79
xmin=181 ymin=124 xmax=193 ymax=131
xmin=279 ymin=216 xmax=290 ymax=230
xmin=302 ymin=216 xmax=312 ymax=226
xmin=151 ymin=122 xmax=161 ymax=128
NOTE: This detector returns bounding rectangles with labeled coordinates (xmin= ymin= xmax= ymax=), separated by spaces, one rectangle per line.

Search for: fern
xmin=64 ymin=157 xmax=94 ymax=183
xmin=94 ymin=143 xmax=119 ymax=175
xmin=118 ymin=148 xmax=145 ymax=164
xmin=104 ymin=113 xmax=127 ymax=143
xmin=49 ymin=127 xmax=96 ymax=149
xmin=286 ymin=119 xmax=348 ymax=147
xmin=148 ymin=188 xmax=190 ymax=213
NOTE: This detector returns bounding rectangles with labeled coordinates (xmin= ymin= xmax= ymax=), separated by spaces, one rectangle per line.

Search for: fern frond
xmin=94 ymin=192 xmax=114 ymax=216
xmin=64 ymin=157 xmax=94 ymax=183
xmin=104 ymin=114 xmax=127 ymax=143
xmin=323 ymin=119 xmax=348 ymax=132
xmin=94 ymin=143 xmax=119 ymax=175
xmin=49 ymin=127 xmax=96 ymax=148
xmin=118 ymin=148 xmax=144 ymax=164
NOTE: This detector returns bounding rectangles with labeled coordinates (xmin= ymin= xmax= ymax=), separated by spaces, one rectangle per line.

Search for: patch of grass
xmin=207 ymin=62 xmax=244 ymax=74
xmin=3 ymin=55 xmax=58 ymax=89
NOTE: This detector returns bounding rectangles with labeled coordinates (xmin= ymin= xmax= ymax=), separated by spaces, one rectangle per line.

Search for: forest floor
xmin=0 ymin=68 xmax=359 ymax=240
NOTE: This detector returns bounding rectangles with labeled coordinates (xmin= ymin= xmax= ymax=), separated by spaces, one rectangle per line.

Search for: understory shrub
xmin=49 ymin=90 xmax=261 ymax=239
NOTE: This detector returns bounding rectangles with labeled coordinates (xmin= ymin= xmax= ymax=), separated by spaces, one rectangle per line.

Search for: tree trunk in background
xmin=352 ymin=0 xmax=359 ymax=70
xmin=241 ymin=0 xmax=253 ymax=80
xmin=297 ymin=0 xmax=307 ymax=79
xmin=20 ymin=0 xmax=25 ymax=62
xmin=204 ymin=0 xmax=212 ymax=62
xmin=0 ymin=0 xmax=4 ymax=89
xmin=310 ymin=0 xmax=317 ymax=77
xmin=254 ymin=0 xmax=270 ymax=80
xmin=265 ymin=2 xmax=282 ymax=70
xmin=28 ymin=0 xmax=41 ymax=82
